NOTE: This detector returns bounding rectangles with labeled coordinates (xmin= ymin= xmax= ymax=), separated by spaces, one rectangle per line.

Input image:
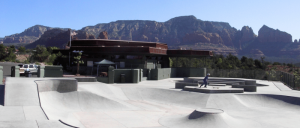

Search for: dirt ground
xmin=16 ymin=54 xmax=29 ymax=62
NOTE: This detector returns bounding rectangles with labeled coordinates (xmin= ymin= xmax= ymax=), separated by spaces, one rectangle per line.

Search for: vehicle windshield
xmin=24 ymin=65 xmax=28 ymax=68
xmin=29 ymin=65 xmax=34 ymax=68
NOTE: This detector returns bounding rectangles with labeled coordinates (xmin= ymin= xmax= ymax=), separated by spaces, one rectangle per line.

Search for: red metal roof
xmin=57 ymin=39 xmax=213 ymax=57
xmin=167 ymin=50 xmax=213 ymax=57
xmin=70 ymin=46 xmax=167 ymax=55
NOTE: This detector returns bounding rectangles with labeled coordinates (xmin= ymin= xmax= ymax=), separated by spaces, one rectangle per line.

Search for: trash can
xmin=25 ymin=70 xmax=32 ymax=77
xmin=120 ymin=74 xmax=125 ymax=83
xmin=11 ymin=67 xmax=15 ymax=77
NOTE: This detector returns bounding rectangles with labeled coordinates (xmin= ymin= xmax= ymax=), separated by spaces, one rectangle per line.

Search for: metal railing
xmin=206 ymin=69 xmax=299 ymax=90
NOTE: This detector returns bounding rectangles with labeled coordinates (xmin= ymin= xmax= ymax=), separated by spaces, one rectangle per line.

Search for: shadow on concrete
xmin=0 ymin=84 xmax=4 ymax=106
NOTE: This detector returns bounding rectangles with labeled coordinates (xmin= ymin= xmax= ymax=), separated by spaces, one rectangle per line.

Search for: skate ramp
xmin=37 ymin=82 xmax=134 ymax=128
xmin=159 ymin=93 xmax=300 ymax=128
xmin=159 ymin=108 xmax=262 ymax=128
xmin=6 ymin=78 xmax=299 ymax=128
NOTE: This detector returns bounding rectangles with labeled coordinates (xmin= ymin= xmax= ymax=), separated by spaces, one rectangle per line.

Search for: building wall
xmin=95 ymin=67 xmax=206 ymax=83
xmin=149 ymin=67 xmax=206 ymax=80
xmin=96 ymin=77 xmax=109 ymax=83
xmin=114 ymin=69 xmax=133 ymax=83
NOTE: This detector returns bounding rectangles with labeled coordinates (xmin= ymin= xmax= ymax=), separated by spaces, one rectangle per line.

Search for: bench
xmin=175 ymin=82 xmax=199 ymax=89
xmin=231 ymin=85 xmax=257 ymax=92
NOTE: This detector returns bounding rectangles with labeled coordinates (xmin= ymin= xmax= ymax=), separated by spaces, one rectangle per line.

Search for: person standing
xmin=200 ymin=73 xmax=210 ymax=88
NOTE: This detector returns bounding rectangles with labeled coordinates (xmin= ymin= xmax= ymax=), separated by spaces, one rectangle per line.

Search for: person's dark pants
xmin=200 ymin=81 xmax=208 ymax=87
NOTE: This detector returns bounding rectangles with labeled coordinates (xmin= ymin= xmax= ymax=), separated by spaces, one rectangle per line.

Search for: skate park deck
xmin=1 ymin=77 xmax=300 ymax=128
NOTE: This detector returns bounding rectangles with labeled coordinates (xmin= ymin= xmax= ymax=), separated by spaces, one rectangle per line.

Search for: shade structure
xmin=94 ymin=59 xmax=115 ymax=65
xmin=94 ymin=59 xmax=115 ymax=76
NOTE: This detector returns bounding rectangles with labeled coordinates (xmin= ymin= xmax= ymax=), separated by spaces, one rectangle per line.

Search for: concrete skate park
xmin=2 ymin=75 xmax=300 ymax=128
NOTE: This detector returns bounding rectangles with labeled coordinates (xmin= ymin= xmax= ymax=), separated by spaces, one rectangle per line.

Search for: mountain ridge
xmin=2 ymin=15 xmax=299 ymax=59
xmin=3 ymin=25 xmax=69 ymax=43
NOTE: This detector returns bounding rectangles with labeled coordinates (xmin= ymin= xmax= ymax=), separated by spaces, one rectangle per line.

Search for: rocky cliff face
xmin=26 ymin=29 xmax=97 ymax=49
xmin=232 ymin=26 xmax=257 ymax=50
xmin=258 ymin=25 xmax=292 ymax=43
xmin=240 ymin=26 xmax=257 ymax=43
xmin=25 ymin=29 xmax=69 ymax=48
xmin=4 ymin=25 xmax=52 ymax=43
xmin=182 ymin=32 xmax=223 ymax=44
xmin=6 ymin=15 xmax=299 ymax=58
xmin=97 ymin=31 xmax=108 ymax=39
xmin=81 ymin=16 xmax=238 ymax=46
xmin=72 ymin=30 xmax=95 ymax=40
xmin=3 ymin=25 xmax=68 ymax=43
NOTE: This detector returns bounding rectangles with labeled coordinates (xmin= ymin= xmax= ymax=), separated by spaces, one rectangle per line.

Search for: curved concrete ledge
xmin=74 ymin=77 xmax=97 ymax=82
xmin=35 ymin=79 xmax=78 ymax=93
xmin=232 ymin=85 xmax=257 ymax=92
xmin=175 ymin=82 xmax=198 ymax=89
xmin=189 ymin=108 xmax=224 ymax=119
xmin=185 ymin=77 xmax=257 ymax=85
xmin=184 ymin=86 xmax=244 ymax=93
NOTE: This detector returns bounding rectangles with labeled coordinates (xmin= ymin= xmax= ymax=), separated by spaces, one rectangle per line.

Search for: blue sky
xmin=1 ymin=0 xmax=299 ymax=40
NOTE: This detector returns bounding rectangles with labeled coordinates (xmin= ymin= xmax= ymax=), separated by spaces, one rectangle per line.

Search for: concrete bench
xmin=74 ymin=77 xmax=97 ymax=82
xmin=232 ymin=85 xmax=257 ymax=92
xmin=203 ymin=81 xmax=246 ymax=85
xmin=186 ymin=78 xmax=256 ymax=85
xmin=175 ymin=82 xmax=199 ymax=89
xmin=184 ymin=86 xmax=244 ymax=93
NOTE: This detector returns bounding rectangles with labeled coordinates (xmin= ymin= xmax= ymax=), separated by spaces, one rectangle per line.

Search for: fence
xmin=206 ymin=69 xmax=299 ymax=90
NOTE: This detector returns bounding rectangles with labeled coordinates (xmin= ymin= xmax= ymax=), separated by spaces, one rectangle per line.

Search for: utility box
xmin=120 ymin=74 xmax=125 ymax=83
xmin=108 ymin=66 xmax=114 ymax=84
xmin=132 ymin=69 xmax=139 ymax=83
xmin=11 ymin=66 xmax=20 ymax=77
xmin=44 ymin=66 xmax=63 ymax=77
xmin=38 ymin=66 xmax=45 ymax=78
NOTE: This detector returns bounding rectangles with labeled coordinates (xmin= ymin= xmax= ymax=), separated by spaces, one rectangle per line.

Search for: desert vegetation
xmin=0 ymin=44 xmax=64 ymax=65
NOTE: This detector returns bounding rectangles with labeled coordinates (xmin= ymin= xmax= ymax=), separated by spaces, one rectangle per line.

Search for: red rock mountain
xmin=72 ymin=30 xmax=95 ymax=40
xmin=26 ymin=29 xmax=95 ymax=49
xmin=11 ymin=15 xmax=297 ymax=58
xmin=258 ymin=25 xmax=292 ymax=43
xmin=97 ymin=31 xmax=108 ymax=39
xmin=3 ymin=25 xmax=68 ymax=43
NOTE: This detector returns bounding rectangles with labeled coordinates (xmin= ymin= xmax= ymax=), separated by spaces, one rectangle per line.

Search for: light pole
xmin=73 ymin=50 xmax=84 ymax=76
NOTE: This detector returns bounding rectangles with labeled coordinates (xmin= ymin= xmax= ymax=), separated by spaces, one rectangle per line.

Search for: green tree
xmin=47 ymin=46 xmax=59 ymax=54
xmin=5 ymin=46 xmax=16 ymax=62
xmin=0 ymin=44 xmax=6 ymax=61
xmin=9 ymin=45 xmax=16 ymax=53
xmin=254 ymin=59 xmax=262 ymax=69
xmin=73 ymin=52 xmax=84 ymax=75
xmin=33 ymin=45 xmax=50 ymax=62
xmin=169 ymin=57 xmax=173 ymax=67
xmin=273 ymin=62 xmax=281 ymax=65
xmin=18 ymin=46 xmax=26 ymax=54
xmin=226 ymin=53 xmax=241 ymax=69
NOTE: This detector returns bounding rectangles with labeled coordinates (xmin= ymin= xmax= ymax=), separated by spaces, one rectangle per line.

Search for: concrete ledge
xmin=186 ymin=77 xmax=256 ymax=85
xmin=96 ymin=77 xmax=109 ymax=83
xmin=175 ymin=82 xmax=198 ymax=89
xmin=44 ymin=66 xmax=63 ymax=77
xmin=35 ymin=79 xmax=77 ymax=93
xmin=245 ymin=80 xmax=256 ymax=85
xmin=74 ymin=77 xmax=97 ymax=82
xmin=208 ymin=84 xmax=227 ymax=86
xmin=184 ymin=86 xmax=244 ymax=93
xmin=232 ymin=85 xmax=257 ymax=92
